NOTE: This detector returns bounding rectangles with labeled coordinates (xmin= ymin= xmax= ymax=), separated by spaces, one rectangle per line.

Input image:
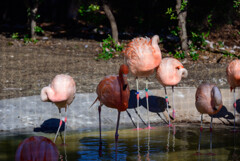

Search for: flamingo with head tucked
xmin=156 ymin=58 xmax=188 ymax=126
xmin=226 ymin=59 xmax=240 ymax=129
xmin=195 ymin=83 xmax=223 ymax=155
xmin=124 ymin=35 xmax=162 ymax=129
xmin=41 ymin=74 xmax=76 ymax=144
xmin=91 ymin=64 xmax=130 ymax=159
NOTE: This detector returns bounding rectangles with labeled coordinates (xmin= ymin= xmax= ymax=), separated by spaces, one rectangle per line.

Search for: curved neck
xmin=119 ymin=72 xmax=129 ymax=110
xmin=41 ymin=86 xmax=55 ymax=102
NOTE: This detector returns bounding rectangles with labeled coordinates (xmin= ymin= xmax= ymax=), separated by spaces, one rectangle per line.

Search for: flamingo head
xmin=120 ymin=64 xmax=129 ymax=90
xmin=176 ymin=65 xmax=188 ymax=78
xmin=211 ymin=86 xmax=223 ymax=111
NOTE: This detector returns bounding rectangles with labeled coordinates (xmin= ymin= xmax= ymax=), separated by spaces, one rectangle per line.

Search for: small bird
xmin=124 ymin=35 xmax=162 ymax=129
xmin=156 ymin=58 xmax=188 ymax=126
xmin=195 ymin=83 xmax=223 ymax=155
xmin=91 ymin=64 xmax=130 ymax=159
xmin=226 ymin=59 xmax=240 ymax=129
xmin=15 ymin=136 xmax=59 ymax=161
xmin=41 ymin=74 xmax=76 ymax=144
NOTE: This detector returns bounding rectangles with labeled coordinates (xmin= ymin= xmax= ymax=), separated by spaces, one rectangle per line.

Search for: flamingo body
xmin=195 ymin=83 xmax=223 ymax=115
xmin=97 ymin=75 xmax=129 ymax=111
xmin=156 ymin=58 xmax=188 ymax=86
xmin=41 ymin=74 xmax=76 ymax=111
xmin=226 ymin=59 xmax=240 ymax=89
xmin=124 ymin=35 xmax=162 ymax=77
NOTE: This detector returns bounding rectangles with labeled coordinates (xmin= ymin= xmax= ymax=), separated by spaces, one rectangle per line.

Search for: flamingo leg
xmin=172 ymin=86 xmax=175 ymax=120
xmin=63 ymin=106 xmax=69 ymax=145
xmin=233 ymin=88 xmax=236 ymax=130
xmin=115 ymin=111 xmax=121 ymax=160
xmin=198 ymin=114 xmax=203 ymax=154
xmin=210 ymin=116 xmax=213 ymax=153
xmin=165 ymin=87 xmax=172 ymax=127
xmin=54 ymin=110 xmax=62 ymax=143
xmin=135 ymin=77 xmax=141 ymax=130
xmin=145 ymin=78 xmax=152 ymax=129
xmin=98 ymin=105 xmax=103 ymax=157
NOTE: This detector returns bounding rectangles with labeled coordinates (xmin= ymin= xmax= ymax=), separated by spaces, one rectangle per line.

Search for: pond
xmin=0 ymin=124 xmax=239 ymax=161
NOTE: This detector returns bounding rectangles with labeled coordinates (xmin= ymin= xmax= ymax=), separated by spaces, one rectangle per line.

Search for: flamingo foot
xmin=193 ymin=152 xmax=204 ymax=156
xmin=144 ymin=126 xmax=156 ymax=130
xmin=99 ymin=142 xmax=103 ymax=157
xmin=133 ymin=128 xmax=144 ymax=131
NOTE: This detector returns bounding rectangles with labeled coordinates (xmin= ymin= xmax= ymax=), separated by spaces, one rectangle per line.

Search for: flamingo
xmin=15 ymin=136 xmax=59 ymax=161
xmin=40 ymin=74 xmax=76 ymax=144
xmin=226 ymin=59 xmax=240 ymax=129
xmin=123 ymin=35 xmax=162 ymax=129
xmin=195 ymin=83 xmax=223 ymax=155
xmin=91 ymin=64 xmax=130 ymax=159
xmin=156 ymin=58 xmax=188 ymax=126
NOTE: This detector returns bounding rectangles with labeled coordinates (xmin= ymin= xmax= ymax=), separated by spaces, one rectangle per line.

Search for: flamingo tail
xmin=89 ymin=97 xmax=99 ymax=109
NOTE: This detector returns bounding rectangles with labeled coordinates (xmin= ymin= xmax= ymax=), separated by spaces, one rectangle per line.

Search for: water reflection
xmin=15 ymin=136 xmax=59 ymax=161
xmin=1 ymin=125 xmax=240 ymax=161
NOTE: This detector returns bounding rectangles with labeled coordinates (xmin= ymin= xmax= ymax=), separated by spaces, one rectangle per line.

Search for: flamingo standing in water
xmin=195 ymin=83 xmax=223 ymax=155
xmin=226 ymin=59 xmax=240 ymax=129
xmin=124 ymin=35 xmax=162 ymax=129
xmin=91 ymin=64 xmax=130 ymax=158
xmin=156 ymin=58 xmax=188 ymax=126
xmin=41 ymin=74 xmax=76 ymax=144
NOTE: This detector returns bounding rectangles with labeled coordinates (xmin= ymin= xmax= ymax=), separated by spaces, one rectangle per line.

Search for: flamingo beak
xmin=122 ymin=74 xmax=128 ymax=90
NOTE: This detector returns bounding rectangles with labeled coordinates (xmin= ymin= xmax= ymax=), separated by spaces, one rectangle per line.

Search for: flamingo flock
xmin=17 ymin=34 xmax=239 ymax=160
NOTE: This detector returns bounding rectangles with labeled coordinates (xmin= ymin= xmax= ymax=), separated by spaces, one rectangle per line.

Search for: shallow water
xmin=0 ymin=124 xmax=239 ymax=161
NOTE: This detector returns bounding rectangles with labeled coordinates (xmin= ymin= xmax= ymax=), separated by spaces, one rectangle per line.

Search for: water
xmin=0 ymin=124 xmax=239 ymax=161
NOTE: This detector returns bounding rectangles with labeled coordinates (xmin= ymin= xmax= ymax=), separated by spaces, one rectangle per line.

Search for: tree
xmin=24 ymin=0 xmax=41 ymax=39
xmin=101 ymin=0 xmax=119 ymax=43
xmin=176 ymin=0 xmax=188 ymax=53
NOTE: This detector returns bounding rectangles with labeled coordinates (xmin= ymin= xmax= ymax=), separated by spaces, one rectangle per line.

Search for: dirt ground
xmin=0 ymin=34 xmax=238 ymax=100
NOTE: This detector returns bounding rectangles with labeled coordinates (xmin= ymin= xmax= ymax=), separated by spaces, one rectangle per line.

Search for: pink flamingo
xmin=15 ymin=136 xmax=59 ymax=161
xmin=41 ymin=74 xmax=76 ymax=144
xmin=156 ymin=58 xmax=188 ymax=126
xmin=226 ymin=59 xmax=240 ymax=129
xmin=124 ymin=35 xmax=162 ymax=129
xmin=91 ymin=64 xmax=130 ymax=158
xmin=195 ymin=83 xmax=223 ymax=155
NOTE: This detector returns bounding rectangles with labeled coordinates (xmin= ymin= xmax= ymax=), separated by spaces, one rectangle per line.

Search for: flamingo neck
xmin=119 ymin=73 xmax=129 ymax=110
xmin=40 ymin=86 xmax=55 ymax=102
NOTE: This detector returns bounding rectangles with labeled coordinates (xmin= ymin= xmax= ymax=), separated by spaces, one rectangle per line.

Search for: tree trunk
xmin=176 ymin=0 xmax=188 ymax=54
xmin=102 ymin=2 xmax=118 ymax=43
xmin=30 ymin=6 xmax=38 ymax=39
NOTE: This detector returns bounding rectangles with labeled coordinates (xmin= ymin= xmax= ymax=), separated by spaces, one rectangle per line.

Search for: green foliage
xmin=97 ymin=35 xmax=124 ymax=60
xmin=180 ymin=0 xmax=188 ymax=11
xmin=233 ymin=0 xmax=240 ymax=8
xmin=165 ymin=8 xmax=177 ymax=20
xmin=218 ymin=41 xmax=224 ymax=47
xmin=12 ymin=33 xmax=19 ymax=39
xmin=78 ymin=4 xmax=100 ymax=16
xmin=188 ymin=43 xmax=199 ymax=60
xmin=174 ymin=51 xmax=186 ymax=59
xmin=23 ymin=34 xmax=38 ymax=44
xmin=207 ymin=14 xmax=213 ymax=28
xmin=34 ymin=26 xmax=44 ymax=33
xmin=191 ymin=31 xmax=208 ymax=47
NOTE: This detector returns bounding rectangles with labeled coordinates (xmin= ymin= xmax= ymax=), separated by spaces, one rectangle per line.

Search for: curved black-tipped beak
xmin=122 ymin=74 xmax=128 ymax=90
